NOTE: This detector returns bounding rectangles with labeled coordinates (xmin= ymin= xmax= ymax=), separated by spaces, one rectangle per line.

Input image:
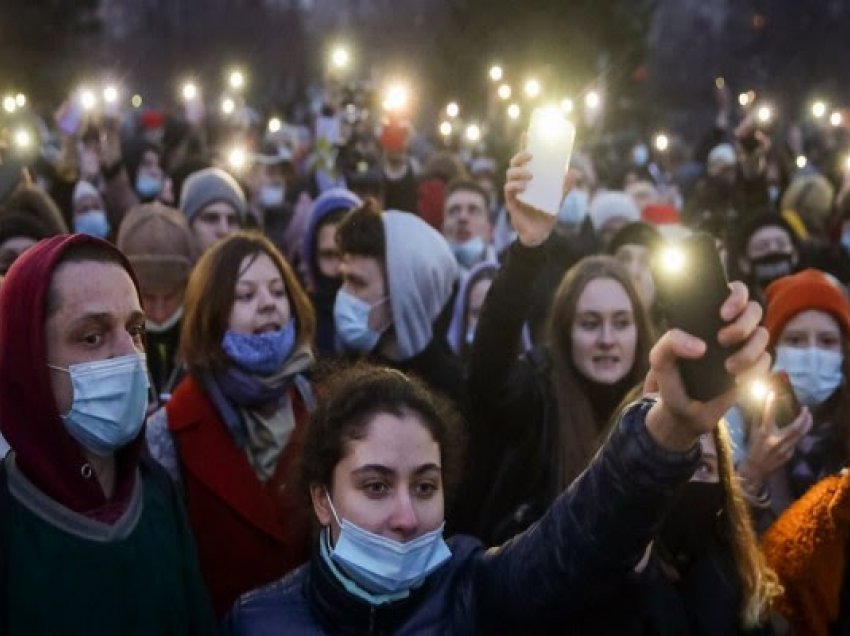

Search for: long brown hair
xmin=545 ymin=255 xmax=654 ymax=490
xmin=715 ymin=422 xmax=782 ymax=627
xmin=180 ymin=231 xmax=315 ymax=373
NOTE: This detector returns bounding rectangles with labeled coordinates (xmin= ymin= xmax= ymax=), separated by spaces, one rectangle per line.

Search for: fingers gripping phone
xmin=651 ymin=232 xmax=736 ymax=402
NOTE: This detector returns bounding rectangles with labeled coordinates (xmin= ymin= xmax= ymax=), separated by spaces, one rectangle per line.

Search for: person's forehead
xmin=446 ymin=189 xmax=486 ymax=209
xmin=342 ymin=254 xmax=383 ymax=281
xmin=201 ymin=201 xmax=239 ymax=216
xmin=748 ymin=225 xmax=790 ymax=248
xmin=237 ymin=252 xmax=281 ymax=282
xmin=783 ymin=308 xmax=841 ymax=335
xmin=576 ymin=277 xmax=632 ymax=312
xmin=615 ymin=243 xmax=649 ymax=259
xmin=50 ymin=261 xmax=141 ymax=317
xmin=344 ymin=412 xmax=440 ymax=468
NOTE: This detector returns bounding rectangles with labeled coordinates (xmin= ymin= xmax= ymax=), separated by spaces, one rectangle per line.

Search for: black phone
xmin=769 ymin=371 xmax=801 ymax=429
xmin=651 ymin=232 xmax=735 ymax=402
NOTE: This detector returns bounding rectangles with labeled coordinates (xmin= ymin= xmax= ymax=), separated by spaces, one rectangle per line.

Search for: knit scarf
xmin=201 ymin=344 xmax=314 ymax=480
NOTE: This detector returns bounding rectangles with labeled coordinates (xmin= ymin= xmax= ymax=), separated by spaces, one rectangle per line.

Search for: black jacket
xmin=461 ymin=239 xmax=565 ymax=543
xmin=224 ymin=401 xmax=700 ymax=635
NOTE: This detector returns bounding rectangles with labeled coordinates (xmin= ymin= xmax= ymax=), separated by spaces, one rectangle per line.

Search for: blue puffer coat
xmin=224 ymin=400 xmax=700 ymax=635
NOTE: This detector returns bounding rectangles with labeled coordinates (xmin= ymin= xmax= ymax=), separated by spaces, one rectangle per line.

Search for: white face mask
xmin=773 ymin=346 xmax=844 ymax=407
xmin=259 ymin=185 xmax=285 ymax=208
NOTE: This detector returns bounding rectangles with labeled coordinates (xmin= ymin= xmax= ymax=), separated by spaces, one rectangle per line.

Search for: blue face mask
xmin=135 ymin=174 xmax=163 ymax=200
xmin=465 ymin=324 xmax=477 ymax=346
xmin=841 ymin=234 xmax=850 ymax=254
xmin=557 ymin=189 xmax=590 ymax=226
xmin=259 ymin=185 xmax=285 ymax=208
xmin=48 ymin=353 xmax=150 ymax=456
xmin=450 ymin=237 xmax=486 ymax=269
xmin=632 ymin=144 xmax=649 ymax=166
xmin=74 ymin=210 xmax=110 ymax=239
xmin=325 ymin=492 xmax=451 ymax=594
xmin=334 ymin=290 xmax=388 ymax=353
xmin=221 ymin=319 xmax=296 ymax=375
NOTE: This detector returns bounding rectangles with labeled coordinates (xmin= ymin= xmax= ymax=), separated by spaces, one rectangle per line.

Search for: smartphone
xmin=769 ymin=371 xmax=801 ymax=429
xmin=651 ymin=232 xmax=735 ymax=402
xmin=517 ymin=106 xmax=576 ymax=216
xmin=57 ymin=100 xmax=84 ymax=137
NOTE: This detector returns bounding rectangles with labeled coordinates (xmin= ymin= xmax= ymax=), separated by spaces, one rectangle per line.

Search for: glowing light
xmin=102 ymin=85 xmax=118 ymax=104
xmin=831 ymin=111 xmax=843 ymax=127
xmin=524 ymin=79 xmax=541 ymax=99
xmin=228 ymin=146 xmax=248 ymax=171
xmin=268 ymin=117 xmax=282 ymax=133
xmin=497 ymin=84 xmax=512 ymax=100
xmin=131 ymin=94 xmax=143 ymax=108
xmin=715 ymin=77 xmax=725 ymax=89
xmin=738 ymin=92 xmax=751 ymax=107
xmin=382 ymin=83 xmax=409 ymax=113
xmin=221 ymin=97 xmax=236 ymax=115
xmin=812 ymin=101 xmax=827 ymax=118
xmin=439 ymin=121 xmax=452 ymax=137
xmin=796 ymin=155 xmax=807 ymax=169
xmin=2 ymin=96 xmax=16 ymax=113
xmin=560 ymin=98 xmax=573 ymax=114
xmin=79 ymin=88 xmax=97 ymax=110
xmin=446 ymin=102 xmax=459 ymax=118
xmin=584 ymin=90 xmax=601 ymax=110
xmin=13 ymin=128 xmax=31 ymax=149
xmin=228 ymin=69 xmax=245 ymax=91
xmin=465 ymin=124 xmax=481 ymax=143
xmin=659 ymin=246 xmax=686 ymax=273
xmin=14 ymin=93 xmax=25 ymax=108
xmin=757 ymin=105 xmax=772 ymax=124
xmin=507 ymin=103 xmax=521 ymax=120
xmin=489 ymin=65 xmax=503 ymax=82
xmin=750 ymin=380 xmax=770 ymax=402
xmin=182 ymin=82 xmax=198 ymax=101
xmin=845 ymin=155 xmax=850 ymax=172
xmin=331 ymin=46 xmax=351 ymax=70
xmin=654 ymin=133 xmax=669 ymax=152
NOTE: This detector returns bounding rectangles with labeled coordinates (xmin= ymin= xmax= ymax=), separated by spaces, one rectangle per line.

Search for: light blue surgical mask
xmin=221 ymin=319 xmax=296 ymax=375
xmin=135 ymin=174 xmax=163 ymax=200
xmin=450 ymin=237 xmax=486 ymax=269
xmin=48 ymin=353 xmax=150 ymax=456
xmin=557 ymin=189 xmax=590 ymax=226
xmin=259 ymin=185 xmax=285 ymax=208
xmin=632 ymin=144 xmax=649 ymax=166
xmin=334 ymin=290 xmax=388 ymax=353
xmin=324 ymin=491 xmax=451 ymax=595
xmin=774 ymin=346 xmax=843 ymax=407
xmin=74 ymin=210 xmax=109 ymax=239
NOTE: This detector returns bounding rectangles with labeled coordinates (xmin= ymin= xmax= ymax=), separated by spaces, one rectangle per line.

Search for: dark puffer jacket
xmin=224 ymin=401 xmax=700 ymax=635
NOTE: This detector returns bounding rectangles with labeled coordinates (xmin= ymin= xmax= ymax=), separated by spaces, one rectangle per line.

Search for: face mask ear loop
xmin=324 ymin=488 xmax=343 ymax=528
xmin=46 ymin=364 xmax=68 ymax=373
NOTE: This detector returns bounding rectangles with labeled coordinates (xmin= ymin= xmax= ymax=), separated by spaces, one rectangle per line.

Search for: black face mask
xmin=750 ymin=252 xmax=794 ymax=287
xmin=658 ymin=481 xmax=725 ymax=567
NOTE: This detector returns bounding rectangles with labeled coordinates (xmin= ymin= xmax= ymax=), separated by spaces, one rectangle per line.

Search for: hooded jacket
xmin=0 ymin=234 xmax=144 ymax=518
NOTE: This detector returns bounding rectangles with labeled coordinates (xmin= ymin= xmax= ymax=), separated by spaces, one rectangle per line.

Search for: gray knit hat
xmin=179 ymin=167 xmax=247 ymax=223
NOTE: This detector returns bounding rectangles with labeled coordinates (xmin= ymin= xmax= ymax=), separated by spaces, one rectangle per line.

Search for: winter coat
xmin=224 ymin=400 xmax=701 ymax=635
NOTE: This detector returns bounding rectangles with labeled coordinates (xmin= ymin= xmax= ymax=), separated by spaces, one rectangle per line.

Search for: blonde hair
xmin=715 ymin=421 xmax=783 ymax=627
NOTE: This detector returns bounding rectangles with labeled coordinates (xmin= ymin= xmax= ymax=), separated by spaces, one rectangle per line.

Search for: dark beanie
xmin=607 ymin=221 xmax=662 ymax=255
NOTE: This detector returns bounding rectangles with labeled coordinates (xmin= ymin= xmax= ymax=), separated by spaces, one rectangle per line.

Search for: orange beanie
xmin=763 ymin=269 xmax=850 ymax=346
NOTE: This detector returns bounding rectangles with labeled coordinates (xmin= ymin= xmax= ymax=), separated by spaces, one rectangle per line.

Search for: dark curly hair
xmin=300 ymin=363 xmax=466 ymax=507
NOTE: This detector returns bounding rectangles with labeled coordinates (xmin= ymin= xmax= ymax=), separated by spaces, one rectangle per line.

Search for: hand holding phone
xmin=651 ymin=232 xmax=735 ymax=402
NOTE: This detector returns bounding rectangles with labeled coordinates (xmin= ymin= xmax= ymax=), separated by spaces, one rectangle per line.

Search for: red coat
xmin=166 ymin=375 xmax=312 ymax=617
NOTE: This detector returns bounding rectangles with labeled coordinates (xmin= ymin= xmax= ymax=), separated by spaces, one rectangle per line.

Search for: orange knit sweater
xmin=761 ymin=470 xmax=850 ymax=636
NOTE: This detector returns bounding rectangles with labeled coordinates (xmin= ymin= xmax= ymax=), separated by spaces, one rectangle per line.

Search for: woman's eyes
xmin=415 ymin=482 xmax=439 ymax=498
xmin=363 ymin=481 xmax=389 ymax=497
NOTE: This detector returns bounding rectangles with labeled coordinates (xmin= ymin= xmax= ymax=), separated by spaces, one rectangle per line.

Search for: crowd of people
xmin=1 ymin=72 xmax=850 ymax=635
